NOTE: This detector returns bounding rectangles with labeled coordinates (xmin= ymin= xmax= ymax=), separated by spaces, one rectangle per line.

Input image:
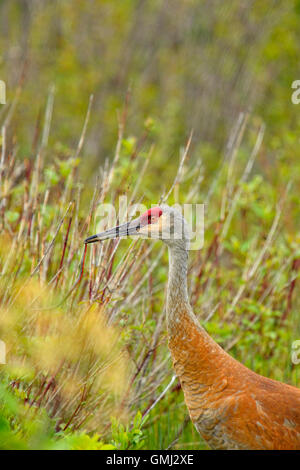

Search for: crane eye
xmin=149 ymin=215 xmax=158 ymax=224
xmin=146 ymin=215 xmax=155 ymax=224
xmin=140 ymin=207 xmax=163 ymax=226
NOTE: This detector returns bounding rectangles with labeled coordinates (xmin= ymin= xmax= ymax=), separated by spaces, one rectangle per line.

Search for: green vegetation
xmin=0 ymin=0 xmax=299 ymax=450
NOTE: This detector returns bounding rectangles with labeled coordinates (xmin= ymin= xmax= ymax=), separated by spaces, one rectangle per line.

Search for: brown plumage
xmin=85 ymin=204 xmax=300 ymax=450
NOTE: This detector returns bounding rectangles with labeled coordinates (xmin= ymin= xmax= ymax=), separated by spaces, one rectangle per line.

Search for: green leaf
xmin=6 ymin=211 xmax=19 ymax=223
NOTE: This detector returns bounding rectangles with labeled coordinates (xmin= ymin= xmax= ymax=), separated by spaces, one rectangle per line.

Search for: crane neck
xmin=166 ymin=245 xmax=199 ymax=337
xmin=165 ymin=241 xmax=242 ymax=436
xmin=167 ymin=245 xmax=189 ymax=298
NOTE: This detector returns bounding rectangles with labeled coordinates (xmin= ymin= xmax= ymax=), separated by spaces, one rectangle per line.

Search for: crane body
xmin=85 ymin=204 xmax=300 ymax=450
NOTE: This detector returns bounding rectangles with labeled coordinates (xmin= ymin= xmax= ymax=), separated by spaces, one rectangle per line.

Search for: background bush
xmin=0 ymin=0 xmax=299 ymax=450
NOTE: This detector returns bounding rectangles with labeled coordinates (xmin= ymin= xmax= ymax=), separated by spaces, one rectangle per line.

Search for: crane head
xmin=84 ymin=204 xmax=190 ymax=249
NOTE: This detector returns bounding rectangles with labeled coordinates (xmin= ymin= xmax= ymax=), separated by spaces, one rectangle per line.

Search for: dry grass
xmin=0 ymin=90 xmax=299 ymax=448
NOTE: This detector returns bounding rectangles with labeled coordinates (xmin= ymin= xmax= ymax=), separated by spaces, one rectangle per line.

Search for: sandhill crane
xmin=85 ymin=205 xmax=300 ymax=450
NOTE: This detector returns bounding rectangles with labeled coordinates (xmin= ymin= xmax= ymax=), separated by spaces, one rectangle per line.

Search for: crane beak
xmin=84 ymin=218 xmax=141 ymax=244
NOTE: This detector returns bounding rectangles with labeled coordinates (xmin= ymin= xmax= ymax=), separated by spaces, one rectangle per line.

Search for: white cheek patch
xmin=137 ymin=211 xmax=188 ymax=241
xmin=139 ymin=223 xmax=159 ymax=238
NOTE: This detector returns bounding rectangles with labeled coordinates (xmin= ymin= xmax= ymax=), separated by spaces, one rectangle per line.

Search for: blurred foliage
xmin=0 ymin=0 xmax=299 ymax=451
xmin=0 ymin=1 xmax=300 ymax=196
